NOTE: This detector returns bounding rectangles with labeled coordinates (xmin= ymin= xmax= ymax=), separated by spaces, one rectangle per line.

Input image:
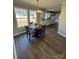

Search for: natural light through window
xmin=29 ymin=10 xmax=37 ymax=23
xmin=15 ymin=8 xmax=28 ymax=27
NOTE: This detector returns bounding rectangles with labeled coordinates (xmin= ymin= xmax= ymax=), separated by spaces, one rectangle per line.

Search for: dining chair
xmin=25 ymin=26 xmax=29 ymax=39
xmin=25 ymin=26 xmax=36 ymax=41
xmin=41 ymin=25 xmax=46 ymax=38
xmin=35 ymin=25 xmax=46 ymax=39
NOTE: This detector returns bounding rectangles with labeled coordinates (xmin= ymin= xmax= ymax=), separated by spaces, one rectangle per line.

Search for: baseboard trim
xmin=13 ymin=31 xmax=26 ymax=37
xmin=57 ymin=31 xmax=66 ymax=38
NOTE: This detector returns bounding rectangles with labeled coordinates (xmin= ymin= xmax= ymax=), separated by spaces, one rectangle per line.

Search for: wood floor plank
xmin=14 ymin=24 xmax=66 ymax=59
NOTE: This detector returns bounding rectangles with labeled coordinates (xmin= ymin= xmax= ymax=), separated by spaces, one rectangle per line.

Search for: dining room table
xmin=29 ymin=24 xmax=43 ymax=38
xmin=29 ymin=24 xmax=42 ymax=29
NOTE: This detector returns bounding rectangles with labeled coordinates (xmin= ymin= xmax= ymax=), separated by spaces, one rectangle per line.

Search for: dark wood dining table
xmin=29 ymin=24 xmax=42 ymax=38
xmin=29 ymin=24 xmax=42 ymax=29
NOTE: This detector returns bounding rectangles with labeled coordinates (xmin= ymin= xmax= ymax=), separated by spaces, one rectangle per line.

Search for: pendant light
xmin=35 ymin=0 xmax=42 ymax=13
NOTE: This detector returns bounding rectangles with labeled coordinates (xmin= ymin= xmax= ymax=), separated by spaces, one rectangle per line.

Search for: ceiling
xmin=14 ymin=0 xmax=62 ymax=11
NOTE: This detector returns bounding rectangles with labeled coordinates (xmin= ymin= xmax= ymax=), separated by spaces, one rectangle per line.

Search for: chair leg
xmin=29 ymin=34 xmax=31 ymax=41
xmin=27 ymin=34 xmax=28 ymax=38
xmin=41 ymin=34 xmax=42 ymax=39
xmin=27 ymin=33 xmax=29 ymax=39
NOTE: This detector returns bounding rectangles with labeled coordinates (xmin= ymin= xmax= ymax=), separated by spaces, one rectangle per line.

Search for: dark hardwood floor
xmin=14 ymin=24 xmax=66 ymax=59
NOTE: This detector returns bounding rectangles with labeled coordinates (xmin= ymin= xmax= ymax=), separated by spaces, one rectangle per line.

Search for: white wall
xmin=58 ymin=0 xmax=66 ymax=37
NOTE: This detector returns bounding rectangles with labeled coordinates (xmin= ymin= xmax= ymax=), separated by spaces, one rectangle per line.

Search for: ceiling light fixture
xmin=35 ymin=0 xmax=42 ymax=13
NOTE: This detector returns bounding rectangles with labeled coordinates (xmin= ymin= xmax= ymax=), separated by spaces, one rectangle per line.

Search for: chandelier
xmin=35 ymin=0 xmax=42 ymax=13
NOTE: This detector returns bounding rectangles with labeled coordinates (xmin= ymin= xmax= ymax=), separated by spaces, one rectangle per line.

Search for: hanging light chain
xmin=35 ymin=0 xmax=42 ymax=13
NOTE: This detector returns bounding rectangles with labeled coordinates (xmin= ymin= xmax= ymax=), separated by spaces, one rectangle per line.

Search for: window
xmin=29 ymin=10 xmax=37 ymax=23
xmin=45 ymin=12 xmax=50 ymax=19
xmin=15 ymin=8 xmax=28 ymax=27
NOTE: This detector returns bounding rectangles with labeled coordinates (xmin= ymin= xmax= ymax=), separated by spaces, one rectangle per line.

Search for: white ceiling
xmin=14 ymin=0 xmax=62 ymax=11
